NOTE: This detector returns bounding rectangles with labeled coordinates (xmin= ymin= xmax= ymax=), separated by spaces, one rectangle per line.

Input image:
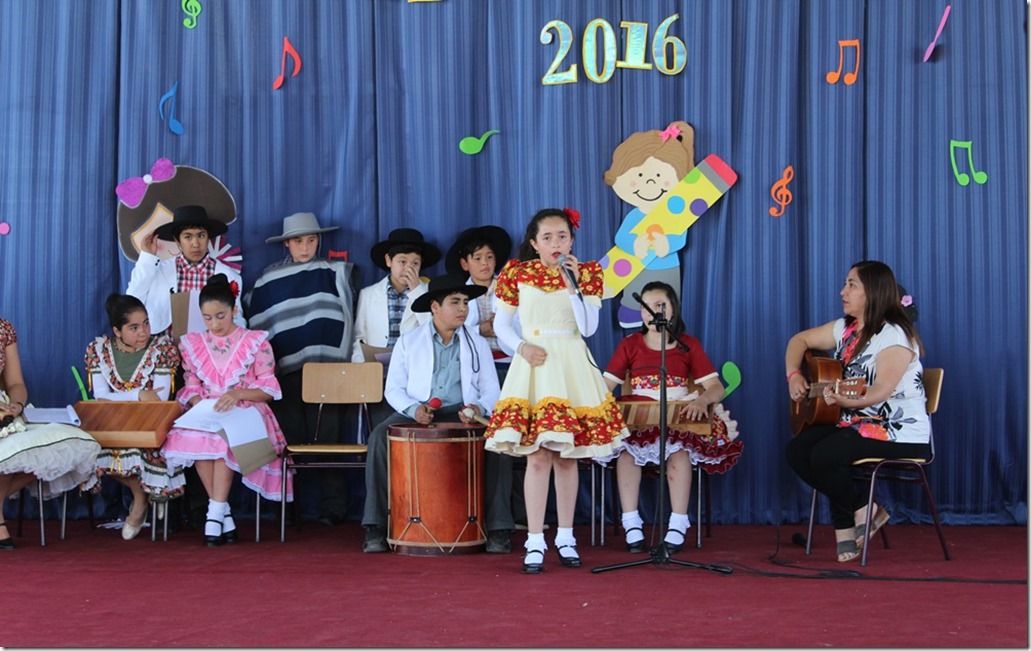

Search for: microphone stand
xmin=593 ymin=296 xmax=732 ymax=575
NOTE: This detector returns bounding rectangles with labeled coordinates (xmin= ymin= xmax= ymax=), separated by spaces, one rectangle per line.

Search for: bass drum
xmin=387 ymin=422 xmax=486 ymax=555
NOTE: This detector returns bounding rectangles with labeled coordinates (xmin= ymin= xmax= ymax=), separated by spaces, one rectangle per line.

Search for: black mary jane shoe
xmin=221 ymin=529 xmax=238 ymax=545
xmin=0 ymin=523 xmax=14 ymax=551
xmin=522 ymin=549 xmax=545 ymax=574
xmin=665 ymin=528 xmax=687 ymax=554
xmin=624 ymin=527 xmax=646 ymax=553
xmin=556 ymin=544 xmax=582 ymax=568
xmin=204 ymin=519 xmax=225 ymax=547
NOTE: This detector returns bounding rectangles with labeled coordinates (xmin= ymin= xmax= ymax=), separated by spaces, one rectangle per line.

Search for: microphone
xmin=791 ymin=532 xmax=807 ymax=548
xmin=556 ymin=254 xmax=581 ymax=295
xmin=427 ymin=397 xmax=442 ymax=410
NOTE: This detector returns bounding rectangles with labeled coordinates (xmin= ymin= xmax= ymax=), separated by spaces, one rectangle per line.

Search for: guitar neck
xmin=806 ymin=379 xmax=865 ymax=398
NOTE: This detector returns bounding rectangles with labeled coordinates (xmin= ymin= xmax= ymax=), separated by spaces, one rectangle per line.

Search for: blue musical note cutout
xmin=158 ymin=82 xmax=185 ymax=136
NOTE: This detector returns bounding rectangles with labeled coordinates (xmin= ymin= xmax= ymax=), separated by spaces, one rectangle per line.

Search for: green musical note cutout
xmin=459 ymin=130 xmax=499 ymax=155
xmin=182 ymin=0 xmax=202 ymax=29
xmin=721 ymin=361 xmax=741 ymax=400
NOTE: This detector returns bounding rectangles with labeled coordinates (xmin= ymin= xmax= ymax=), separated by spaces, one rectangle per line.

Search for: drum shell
xmin=387 ymin=422 xmax=485 ymax=555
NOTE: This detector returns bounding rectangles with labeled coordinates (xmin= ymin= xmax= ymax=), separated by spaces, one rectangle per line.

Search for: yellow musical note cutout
xmin=826 ymin=39 xmax=861 ymax=85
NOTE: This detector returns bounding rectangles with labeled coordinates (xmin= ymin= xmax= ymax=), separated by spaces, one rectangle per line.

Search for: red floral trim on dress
xmin=487 ymin=394 xmax=626 ymax=448
xmin=494 ymin=259 xmax=606 ymax=306
xmin=630 ymin=374 xmax=690 ymax=392
xmin=85 ymin=335 xmax=179 ymax=392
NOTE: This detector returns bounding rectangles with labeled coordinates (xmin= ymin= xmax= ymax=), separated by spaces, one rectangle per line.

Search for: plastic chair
xmin=277 ymin=361 xmax=383 ymax=542
xmin=806 ymin=367 xmax=949 ymax=566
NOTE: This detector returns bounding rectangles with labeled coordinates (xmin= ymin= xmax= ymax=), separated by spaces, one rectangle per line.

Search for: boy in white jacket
xmin=361 ymin=274 xmax=515 ymax=554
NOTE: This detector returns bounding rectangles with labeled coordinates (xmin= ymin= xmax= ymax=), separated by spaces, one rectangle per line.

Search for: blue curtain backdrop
xmin=0 ymin=0 xmax=1025 ymax=526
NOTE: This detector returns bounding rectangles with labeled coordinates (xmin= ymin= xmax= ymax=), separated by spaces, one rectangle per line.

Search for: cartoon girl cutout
xmin=603 ymin=121 xmax=695 ymax=329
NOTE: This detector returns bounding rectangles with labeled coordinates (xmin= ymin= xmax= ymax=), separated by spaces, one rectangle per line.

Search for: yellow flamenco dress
xmin=485 ymin=259 xmax=628 ymax=458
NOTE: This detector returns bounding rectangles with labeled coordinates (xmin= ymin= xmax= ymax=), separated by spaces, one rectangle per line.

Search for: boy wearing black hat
xmin=361 ymin=274 xmax=514 ymax=554
xmin=351 ymin=228 xmax=440 ymax=363
xmin=126 ymin=204 xmax=244 ymax=335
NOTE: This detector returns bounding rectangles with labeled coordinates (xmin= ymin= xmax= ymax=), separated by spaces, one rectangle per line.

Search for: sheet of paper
xmin=23 ymin=405 xmax=81 ymax=426
xmin=171 ymin=399 xmax=224 ymax=432
xmin=215 ymin=406 xmax=267 ymax=447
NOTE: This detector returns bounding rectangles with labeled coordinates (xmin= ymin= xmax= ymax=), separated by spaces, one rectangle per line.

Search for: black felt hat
xmin=444 ymin=225 xmax=513 ymax=276
xmin=410 ymin=273 xmax=488 ymax=313
xmin=154 ymin=205 xmax=228 ymax=241
xmin=370 ymin=228 xmax=441 ymax=270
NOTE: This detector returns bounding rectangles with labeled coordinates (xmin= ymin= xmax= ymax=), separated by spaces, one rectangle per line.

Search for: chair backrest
xmin=302 ymin=362 xmax=384 ymax=406
xmin=923 ymin=368 xmax=943 ymax=415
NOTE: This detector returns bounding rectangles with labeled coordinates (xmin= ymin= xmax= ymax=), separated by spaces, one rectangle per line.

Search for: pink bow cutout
xmin=659 ymin=124 xmax=681 ymax=142
xmin=115 ymin=158 xmax=177 ymax=208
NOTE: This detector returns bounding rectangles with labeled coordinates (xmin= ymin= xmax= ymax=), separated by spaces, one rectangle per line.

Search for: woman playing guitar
xmin=784 ymin=261 xmax=931 ymax=563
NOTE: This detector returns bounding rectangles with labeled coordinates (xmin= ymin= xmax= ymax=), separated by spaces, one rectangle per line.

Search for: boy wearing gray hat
xmin=245 ymin=212 xmax=355 ymax=526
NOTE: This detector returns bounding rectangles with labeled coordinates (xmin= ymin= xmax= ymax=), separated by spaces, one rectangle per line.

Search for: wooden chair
xmin=276 ymin=361 xmax=383 ymax=542
xmin=805 ymin=367 xmax=950 ymax=566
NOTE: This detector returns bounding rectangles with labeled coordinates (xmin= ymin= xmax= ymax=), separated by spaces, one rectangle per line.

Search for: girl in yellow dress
xmin=485 ymin=208 xmax=628 ymax=573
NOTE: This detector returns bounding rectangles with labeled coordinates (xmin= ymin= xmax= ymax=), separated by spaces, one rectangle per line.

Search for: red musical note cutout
xmin=272 ymin=36 xmax=302 ymax=90
xmin=826 ymin=39 xmax=861 ymax=85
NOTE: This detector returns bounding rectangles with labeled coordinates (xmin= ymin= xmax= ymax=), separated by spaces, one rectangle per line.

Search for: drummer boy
xmin=360 ymin=274 xmax=515 ymax=555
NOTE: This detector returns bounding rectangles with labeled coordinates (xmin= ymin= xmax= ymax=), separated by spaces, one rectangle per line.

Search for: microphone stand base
xmin=591 ymin=542 xmax=734 ymax=575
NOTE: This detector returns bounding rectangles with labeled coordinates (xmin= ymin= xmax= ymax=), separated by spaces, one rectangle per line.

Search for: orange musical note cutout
xmin=272 ymin=36 xmax=302 ymax=90
xmin=768 ymin=165 xmax=794 ymax=217
xmin=949 ymin=139 xmax=988 ymax=186
xmin=826 ymin=39 xmax=861 ymax=85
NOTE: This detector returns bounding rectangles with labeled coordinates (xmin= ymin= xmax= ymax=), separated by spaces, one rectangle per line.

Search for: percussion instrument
xmin=387 ymin=422 xmax=485 ymax=555
xmin=74 ymin=400 xmax=182 ymax=448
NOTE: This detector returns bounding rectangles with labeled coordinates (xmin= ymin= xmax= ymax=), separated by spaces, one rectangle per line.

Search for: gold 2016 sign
xmin=541 ymin=14 xmax=686 ymax=85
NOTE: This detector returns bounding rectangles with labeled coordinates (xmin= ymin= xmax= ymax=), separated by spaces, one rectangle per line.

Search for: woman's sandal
xmin=522 ymin=549 xmax=545 ymax=574
xmin=836 ymin=538 xmax=860 ymax=563
xmin=625 ymin=527 xmax=645 ymax=553
xmin=855 ymin=505 xmax=890 ymax=549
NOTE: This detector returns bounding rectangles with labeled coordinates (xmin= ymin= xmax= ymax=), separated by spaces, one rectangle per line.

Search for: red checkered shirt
xmin=175 ymin=255 xmax=217 ymax=292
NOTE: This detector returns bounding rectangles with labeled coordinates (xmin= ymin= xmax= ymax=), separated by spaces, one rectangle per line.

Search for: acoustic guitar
xmin=789 ymin=350 xmax=867 ymax=435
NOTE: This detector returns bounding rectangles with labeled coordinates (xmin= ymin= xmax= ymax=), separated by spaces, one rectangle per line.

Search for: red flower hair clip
xmin=563 ymin=207 xmax=581 ymax=230
xmin=229 ymin=280 xmax=240 ymax=298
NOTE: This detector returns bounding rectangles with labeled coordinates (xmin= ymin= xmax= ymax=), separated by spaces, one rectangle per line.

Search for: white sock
xmin=524 ymin=532 xmax=547 ymax=553
xmin=622 ymin=510 xmax=644 ymax=543
xmin=665 ymin=512 xmax=691 ymax=545
xmin=222 ymin=505 xmax=236 ymax=533
xmin=554 ymin=527 xmax=577 ymax=558
xmin=205 ymin=500 xmax=227 ymax=537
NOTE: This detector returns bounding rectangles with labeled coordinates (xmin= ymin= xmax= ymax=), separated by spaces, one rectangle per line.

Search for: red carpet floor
xmin=2 ymin=520 xmax=1026 ymax=648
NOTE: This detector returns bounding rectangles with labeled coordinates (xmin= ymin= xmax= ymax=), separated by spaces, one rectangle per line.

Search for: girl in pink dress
xmin=162 ymin=274 xmax=292 ymax=546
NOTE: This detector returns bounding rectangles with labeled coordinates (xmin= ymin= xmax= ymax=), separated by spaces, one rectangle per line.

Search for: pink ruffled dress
xmin=162 ymin=328 xmax=293 ymax=501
